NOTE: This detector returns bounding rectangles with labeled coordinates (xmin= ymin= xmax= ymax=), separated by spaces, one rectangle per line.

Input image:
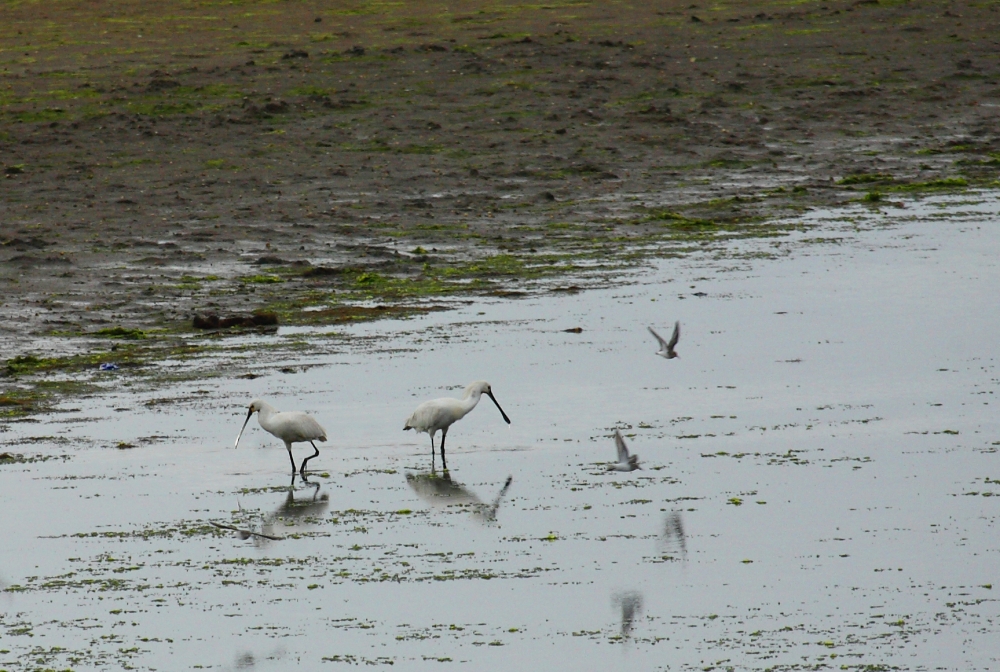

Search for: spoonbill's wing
xmin=272 ymin=411 xmax=327 ymax=443
xmin=667 ymin=321 xmax=680 ymax=349
xmin=647 ymin=326 xmax=668 ymax=349
xmin=614 ymin=430 xmax=630 ymax=462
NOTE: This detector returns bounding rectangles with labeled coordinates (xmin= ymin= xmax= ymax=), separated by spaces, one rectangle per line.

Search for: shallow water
xmin=2 ymin=194 xmax=999 ymax=671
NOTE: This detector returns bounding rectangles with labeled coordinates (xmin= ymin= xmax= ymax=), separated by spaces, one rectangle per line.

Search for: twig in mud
xmin=211 ymin=521 xmax=284 ymax=541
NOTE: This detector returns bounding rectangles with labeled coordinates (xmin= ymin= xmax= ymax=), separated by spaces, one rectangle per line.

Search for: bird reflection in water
xmin=660 ymin=510 xmax=687 ymax=559
xmin=612 ymin=590 xmax=644 ymax=639
xmin=215 ymin=475 xmax=329 ymax=545
xmin=226 ymin=645 xmax=285 ymax=671
xmin=267 ymin=473 xmax=330 ymax=528
xmin=405 ymin=471 xmax=513 ymax=523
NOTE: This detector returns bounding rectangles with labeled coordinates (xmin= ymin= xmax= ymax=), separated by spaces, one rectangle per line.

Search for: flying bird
xmin=234 ymin=399 xmax=327 ymax=476
xmin=404 ymin=381 xmax=511 ymax=469
xmin=648 ymin=321 xmax=680 ymax=359
xmin=607 ymin=429 xmax=641 ymax=472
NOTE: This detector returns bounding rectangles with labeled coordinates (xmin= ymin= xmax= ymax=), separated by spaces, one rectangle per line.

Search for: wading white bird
xmin=404 ymin=381 xmax=511 ymax=469
xmin=234 ymin=399 xmax=327 ymax=476
xmin=608 ymin=429 xmax=641 ymax=472
xmin=648 ymin=321 xmax=680 ymax=359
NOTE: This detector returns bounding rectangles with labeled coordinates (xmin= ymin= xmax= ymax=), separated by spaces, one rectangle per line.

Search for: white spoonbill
xmin=607 ymin=429 xmax=641 ymax=472
xmin=234 ymin=399 xmax=327 ymax=476
xmin=404 ymin=381 xmax=511 ymax=468
xmin=648 ymin=321 xmax=680 ymax=359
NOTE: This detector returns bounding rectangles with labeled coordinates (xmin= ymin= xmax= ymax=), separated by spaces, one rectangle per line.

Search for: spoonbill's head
xmin=464 ymin=380 xmax=492 ymax=396
xmin=467 ymin=381 xmax=511 ymax=425
xmin=235 ymin=399 xmax=266 ymax=449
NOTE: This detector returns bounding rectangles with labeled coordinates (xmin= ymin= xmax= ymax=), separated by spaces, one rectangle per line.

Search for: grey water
xmin=1 ymin=193 xmax=999 ymax=671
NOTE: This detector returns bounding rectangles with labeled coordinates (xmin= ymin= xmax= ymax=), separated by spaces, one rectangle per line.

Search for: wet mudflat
xmin=4 ymin=0 xmax=1000 ymax=366
xmin=2 ymin=193 xmax=1000 ymax=670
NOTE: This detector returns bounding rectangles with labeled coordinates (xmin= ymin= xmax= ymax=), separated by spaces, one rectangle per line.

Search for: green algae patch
xmin=837 ymin=173 xmax=894 ymax=185
xmin=5 ymin=355 xmax=61 ymax=376
xmin=0 ymin=451 xmax=69 ymax=465
xmin=241 ymin=274 xmax=286 ymax=284
xmin=886 ymin=177 xmax=968 ymax=192
xmin=94 ymin=326 xmax=148 ymax=340
xmin=634 ymin=210 xmax=719 ymax=230
xmin=288 ymin=303 xmax=450 ymax=325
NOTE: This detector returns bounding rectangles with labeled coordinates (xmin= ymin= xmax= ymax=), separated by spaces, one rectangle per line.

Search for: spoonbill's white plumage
xmin=607 ymin=429 xmax=641 ymax=472
xmin=404 ymin=381 xmax=511 ymax=469
xmin=234 ymin=399 xmax=327 ymax=476
xmin=648 ymin=321 xmax=680 ymax=359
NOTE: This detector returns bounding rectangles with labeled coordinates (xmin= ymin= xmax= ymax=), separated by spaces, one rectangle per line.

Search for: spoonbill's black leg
xmin=299 ymin=441 xmax=320 ymax=476
xmin=284 ymin=441 xmax=297 ymax=474
xmin=440 ymin=428 xmax=449 ymax=471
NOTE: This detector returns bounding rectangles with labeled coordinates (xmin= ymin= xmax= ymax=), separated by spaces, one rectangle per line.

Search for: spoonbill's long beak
xmin=234 ymin=408 xmax=254 ymax=449
xmin=486 ymin=391 xmax=511 ymax=425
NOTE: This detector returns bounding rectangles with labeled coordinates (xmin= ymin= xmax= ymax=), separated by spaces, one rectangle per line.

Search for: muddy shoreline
xmin=2 ymin=0 xmax=999 ymax=412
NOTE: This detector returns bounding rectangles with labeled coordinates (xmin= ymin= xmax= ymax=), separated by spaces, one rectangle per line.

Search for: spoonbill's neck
xmin=257 ymin=401 xmax=278 ymax=422
xmin=458 ymin=388 xmax=484 ymax=416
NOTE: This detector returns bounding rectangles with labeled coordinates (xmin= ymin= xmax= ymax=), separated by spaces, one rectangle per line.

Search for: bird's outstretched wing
xmin=614 ymin=429 xmax=630 ymax=462
xmin=667 ymin=321 xmax=680 ymax=349
xmin=647 ymin=326 xmax=668 ymax=348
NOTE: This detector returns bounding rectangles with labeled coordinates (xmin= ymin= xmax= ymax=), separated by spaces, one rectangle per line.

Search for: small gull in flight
xmin=607 ymin=429 xmax=641 ymax=472
xmin=648 ymin=321 xmax=680 ymax=359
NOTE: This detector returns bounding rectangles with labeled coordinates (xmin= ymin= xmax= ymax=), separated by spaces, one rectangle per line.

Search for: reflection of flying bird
xmin=211 ymin=521 xmax=283 ymax=541
xmin=234 ymin=399 xmax=327 ymax=476
xmin=404 ymin=381 xmax=511 ymax=469
xmin=607 ymin=429 xmax=641 ymax=472
xmin=226 ymin=645 xmax=286 ymax=671
xmin=648 ymin=321 xmax=680 ymax=359
xmin=406 ymin=471 xmax=513 ymax=523
xmin=660 ymin=510 xmax=687 ymax=557
xmin=613 ymin=591 xmax=644 ymax=638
